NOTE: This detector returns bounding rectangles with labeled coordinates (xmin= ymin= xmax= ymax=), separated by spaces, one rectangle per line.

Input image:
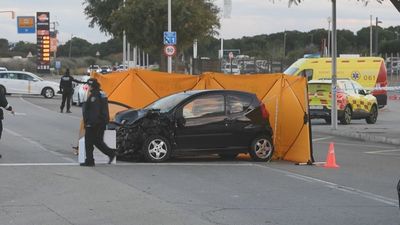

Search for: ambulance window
xmin=299 ymin=69 xmax=313 ymax=81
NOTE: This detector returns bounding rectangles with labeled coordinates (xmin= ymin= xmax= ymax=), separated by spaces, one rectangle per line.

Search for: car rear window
xmin=308 ymin=83 xmax=331 ymax=94
xmin=227 ymin=94 xmax=253 ymax=114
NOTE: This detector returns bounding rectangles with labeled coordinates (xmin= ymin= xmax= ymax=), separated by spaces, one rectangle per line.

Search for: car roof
xmin=182 ymin=89 xmax=255 ymax=97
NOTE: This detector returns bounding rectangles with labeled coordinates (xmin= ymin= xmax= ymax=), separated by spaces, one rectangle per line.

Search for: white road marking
xmin=13 ymin=112 xmax=27 ymax=116
xmin=4 ymin=128 xmax=75 ymax=163
xmin=364 ymin=149 xmax=400 ymax=155
xmin=312 ymin=136 xmax=332 ymax=142
xmin=0 ymin=162 xmax=253 ymax=167
xmin=317 ymin=141 xmax=395 ymax=149
xmin=253 ymin=164 xmax=398 ymax=207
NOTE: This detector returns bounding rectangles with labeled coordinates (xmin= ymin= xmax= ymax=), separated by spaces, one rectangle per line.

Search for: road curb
xmin=314 ymin=129 xmax=400 ymax=146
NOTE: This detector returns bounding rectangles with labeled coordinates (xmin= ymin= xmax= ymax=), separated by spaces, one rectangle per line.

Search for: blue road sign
xmin=17 ymin=16 xmax=36 ymax=34
xmin=163 ymin=31 xmax=177 ymax=45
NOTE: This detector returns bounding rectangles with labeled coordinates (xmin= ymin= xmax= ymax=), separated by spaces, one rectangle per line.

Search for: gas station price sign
xmin=36 ymin=12 xmax=50 ymax=73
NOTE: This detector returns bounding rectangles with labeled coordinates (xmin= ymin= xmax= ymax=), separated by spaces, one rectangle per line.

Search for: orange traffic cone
xmin=324 ymin=142 xmax=339 ymax=168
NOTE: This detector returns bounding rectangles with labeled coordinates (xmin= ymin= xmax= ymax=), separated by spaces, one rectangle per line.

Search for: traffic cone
xmin=324 ymin=142 xmax=339 ymax=168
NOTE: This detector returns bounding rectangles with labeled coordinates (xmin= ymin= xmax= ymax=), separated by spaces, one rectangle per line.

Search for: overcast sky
xmin=0 ymin=0 xmax=399 ymax=44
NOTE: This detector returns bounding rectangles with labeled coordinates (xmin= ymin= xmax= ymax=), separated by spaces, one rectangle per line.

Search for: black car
xmin=111 ymin=90 xmax=274 ymax=162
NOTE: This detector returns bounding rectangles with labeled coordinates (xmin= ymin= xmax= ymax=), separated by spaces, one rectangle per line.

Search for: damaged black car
xmin=110 ymin=90 xmax=274 ymax=162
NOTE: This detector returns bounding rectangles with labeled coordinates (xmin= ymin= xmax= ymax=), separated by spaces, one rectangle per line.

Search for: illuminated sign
xmin=36 ymin=12 xmax=50 ymax=73
xmin=17 ymin=16 xmax=35 ymax=33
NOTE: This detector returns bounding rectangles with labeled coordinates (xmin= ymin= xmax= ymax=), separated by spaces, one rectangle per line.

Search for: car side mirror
xmin=33 ymin=78 xmax=39 ymax=82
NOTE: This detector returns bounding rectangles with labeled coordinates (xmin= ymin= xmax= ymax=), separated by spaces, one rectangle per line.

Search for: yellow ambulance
xmin=284 ymin=57 xmax=388 ymax=107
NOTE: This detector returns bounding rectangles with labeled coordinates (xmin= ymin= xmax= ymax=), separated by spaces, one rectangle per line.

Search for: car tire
xmin=42 ymin=87 xmax=54 ymax=98
xmin=366 ymin=104 xmax=378 ymax=124
xmin=340 ymin=105 xmax=352 ymax=125
xmin=249 ymin=136 xmax=274 ymax=162
xmin=142 ymin=135 xmax=171 ymax=162
xmin=218 ymin=153 xmax=238 ymax=160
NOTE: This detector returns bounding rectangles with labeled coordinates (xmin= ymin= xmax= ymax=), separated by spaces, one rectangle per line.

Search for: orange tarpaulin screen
xmin=93 ymin=69 xmax=313 ymax=163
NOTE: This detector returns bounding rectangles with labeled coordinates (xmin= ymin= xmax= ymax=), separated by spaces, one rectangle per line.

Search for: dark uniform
xmin=0 ymin=88 xmax=13 ymax=158
xmin=81 ymin=78 xmax=115 ymax=166
xmin=59 ymin=69 xmax=81 ymax=113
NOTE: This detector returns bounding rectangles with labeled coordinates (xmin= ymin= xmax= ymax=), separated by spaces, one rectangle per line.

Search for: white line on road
xmin=364 ymin=149 xmax=400 ymax=155
xmin=253 ymin=164 xmax=398 ymax=207
xmin=4 ymin=128 xmax=75 ymax=163
xmin=0 ymin=162 xmax=254 ymax=167
xmin=312 ymin=136 xmax=332 ymax=142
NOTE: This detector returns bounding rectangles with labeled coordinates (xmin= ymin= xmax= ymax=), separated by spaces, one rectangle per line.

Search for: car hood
xmin=114 ymin=108 xmax=159 ymax=125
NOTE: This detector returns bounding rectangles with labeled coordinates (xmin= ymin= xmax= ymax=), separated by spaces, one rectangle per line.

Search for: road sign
xmin=164 ymin=45 xmax=177 ymax=57
xmin=17 ymin=16 xmax=35 ymax=34
xmin=163 ymin=31 xmax=177 ymax=45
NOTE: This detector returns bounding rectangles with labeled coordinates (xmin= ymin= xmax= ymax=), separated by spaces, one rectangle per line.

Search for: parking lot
xmin=0 ymin=95 xmax=398 ymax=225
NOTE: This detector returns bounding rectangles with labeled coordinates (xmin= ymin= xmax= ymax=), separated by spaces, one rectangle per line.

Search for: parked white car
xmin=223 ymin=64 xmax=240 ymax=75
xmin=0 ymin=71 xmax=59 ymax=98
xmin=72 ymin=75 xmax=90 ymax=106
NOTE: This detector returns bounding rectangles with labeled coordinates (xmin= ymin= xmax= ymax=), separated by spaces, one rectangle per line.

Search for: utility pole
xmin=331 ymin=0 xmax=338 ymax=130
xmin=375 ymin=17 xmax=382 ymax=56
xmin=370 ymin=15 xmax=373 ymax=56
xmin=167 ymin=0 xmax=172 ymax=73
xmin=123 ymin=0 xmax=127 ymax=69
xmin=327 ymin=17 xmax=331 ymax=57
xmin=283 ymin=31 xmax=287 ymax=58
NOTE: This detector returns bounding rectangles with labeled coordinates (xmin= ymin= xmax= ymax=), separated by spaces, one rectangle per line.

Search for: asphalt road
xmin=0 ymin=95 xmax=399 ymax=225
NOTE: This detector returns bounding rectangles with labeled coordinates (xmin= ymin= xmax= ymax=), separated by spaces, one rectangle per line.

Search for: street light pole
xmin=327 ymin=17 xmax=331 ymax=57
xmin=167 ymin=0 xmax=172 ymax=73
xmin=283 ymin=31 xmax=287 ymax=58
xmin=331 ymin=0 xmax=338 ymax=130
xmin=375 ymin=17 xmax=382 ymax=56
xmin=370 ymin=15 xmax=373 ymax=56
xmin=123 ymin=0 xmax=127 ymax=69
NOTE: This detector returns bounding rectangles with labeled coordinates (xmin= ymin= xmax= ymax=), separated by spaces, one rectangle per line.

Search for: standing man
xmin=59 ymin=68 xmax=82 ymax=113
xmin=80 ymin=78 xmax=115 ymax=166
xmin=0 ymin=87 xmax=14 ymax=158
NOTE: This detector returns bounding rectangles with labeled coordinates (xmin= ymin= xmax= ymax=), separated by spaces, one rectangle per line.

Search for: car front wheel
xmin=249 ymin=136 xmax=274 ymax=162
xmin=43 ymin=87 xmax=54 ymax=98
xmin=366 ymin=105 xmax=378 ymax=124
xmin=142 ymin=135 xmax=171 ymax=162
xmin=340 ymin=105 xmax=352 ymax=125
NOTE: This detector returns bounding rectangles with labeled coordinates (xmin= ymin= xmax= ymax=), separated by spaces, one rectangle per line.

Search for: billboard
xmin=36 ymin=12 xmax=50 ymax=73
xmin=17 ymin=16 xmax=35 ymax=33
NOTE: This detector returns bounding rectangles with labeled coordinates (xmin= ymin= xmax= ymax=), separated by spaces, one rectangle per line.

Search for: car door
xmin=5 ymin=72 xmax=25 ymax=94
xmin=14 ymin=72 xmax=30 ymax=94
xmin=225 ymin=93 xmax=255 ymax=148
xmin=351 ymin=81 xmax=371 ymax=116
xmin=174 ymin=94 xmax=230 ymax=151
xmin=24 ymin=73 xmax=42 ymax=94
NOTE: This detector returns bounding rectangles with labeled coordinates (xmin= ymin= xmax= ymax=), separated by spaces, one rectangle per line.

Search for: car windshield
xmin=145 ymin=92 xmax=192 ymax=113
xmin=283 ymin=66 xmax=299 ymax=75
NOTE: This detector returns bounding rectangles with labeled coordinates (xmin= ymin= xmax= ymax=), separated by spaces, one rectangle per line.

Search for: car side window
xmin=17 ymin=73 xmax=33 ymax=81
xmin=227 ymin=94 xmax=252 ymax=114
xmin=0 ymin=73 xmax=8 ymax=79
xmin=182 ymin=95 xmax=225 ymax=119
xmin=351 ymin=81 xmax=364 ymax=94
xmin=299 ymin=69 xmax=313 ymax=81
xmin=8 ymin=73 xmax=18 ymax=80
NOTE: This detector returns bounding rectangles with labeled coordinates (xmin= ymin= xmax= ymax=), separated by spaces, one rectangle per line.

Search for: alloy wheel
xmin=148 ymin=139 xmax=167 ymax=160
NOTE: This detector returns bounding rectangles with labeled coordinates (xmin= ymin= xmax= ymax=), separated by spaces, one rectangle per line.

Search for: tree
xmin=287 ymin=0 xmax=399 ymax=12
xmin=83 ymin=0 xmax=220 ymax=59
